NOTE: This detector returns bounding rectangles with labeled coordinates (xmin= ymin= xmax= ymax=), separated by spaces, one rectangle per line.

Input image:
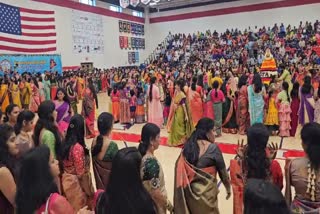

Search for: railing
xmin=144 ymin=33 xmax=172 ymax=64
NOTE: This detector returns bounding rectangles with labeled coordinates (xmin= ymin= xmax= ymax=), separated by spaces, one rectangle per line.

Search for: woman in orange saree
xmin=110 ymin=86 xmax=120 ymax=123
xmin=0 ymin=79 xmax=10 ymax=113
xmin=77 ymin=76 xmax=85 ymax=100
xmin=174 ymin=118 xmax=231 ymax=214
xmin=231 ymin=123 xmax=283 ymax=214
xmin=29 ymin=78 xmax=41 ymax=113
xmin=188 ymin=77 xmax=204 ymax=126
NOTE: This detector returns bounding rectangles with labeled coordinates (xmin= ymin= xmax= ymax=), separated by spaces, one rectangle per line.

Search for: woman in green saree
xmin=174 ymin=118 xmax=231 ymax=214
xmin=167 ymin=79 xmax=194 ymax=146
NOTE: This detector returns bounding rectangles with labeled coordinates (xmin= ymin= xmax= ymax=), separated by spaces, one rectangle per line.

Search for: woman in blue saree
xmin=248 ymin=73 xmax=266 ymax=125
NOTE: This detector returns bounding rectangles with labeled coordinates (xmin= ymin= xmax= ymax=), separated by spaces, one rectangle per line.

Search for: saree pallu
xmin=213 ymin=102 xmax=223 ymax=135
xmin=0 ymin=85 xmax=9 ymax=113
xmin=203 ymin=100 xmax=214 ymax=120
xmin=299 ymin=90 xmax=314 ymax=125
xmin=222 ymin=98 xmax=238 ymax=133
xmin=55 ymin=101 xmax=71 ymax=133
xmin=188 ymin=90 xmax=203 ymax=126
xmin=174 ymin=154 xmax=219 ymax=214
xmin=135 ymin=104 xmax=145 ymax=123
xmin=290 ymin=97 xmax=299 ymax=136
xmin=92 ymin=157 xmax=112 ymax=190
xmin=83 ymin=91 xmax=95 ymax=137
xmin=11 ymin=84 xmax=21 ymax=108
xmin=237 ymin=87 xmax=249 ymax=135
xmin=230 ymin=159 xmax=244 ymax=214
xmin=112 ymin=101 xmax=120 ymax=122
xmin=119 ymin=99 xmax=130 ymax=124
xmin=291 ymin=198 xmax=320 ymax=214
xmin=168 ymin=93 xmax=194 ymax=146
xmin=51 ymin=84 xmax=57 ymax=100
xmin=29 ymin=85 xmax=40 ymax=113
xmin=248 ymin=85 xmax=264 ymax=125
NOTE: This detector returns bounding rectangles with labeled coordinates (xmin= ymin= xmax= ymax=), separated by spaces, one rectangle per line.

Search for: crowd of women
xmin=1 ymin=100 xmax=320 ymax=213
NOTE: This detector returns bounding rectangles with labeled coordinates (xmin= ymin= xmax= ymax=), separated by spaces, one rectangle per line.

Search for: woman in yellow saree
xmin=174 ymin=118 xmax=231 ymax=214
xmin=0 ymin=79 xmax=10 ymax=113
xmin=77 ymin=75 xmax=85 ymax=100
xmin=167 ymin=79 xmax=194 ymax=146
xmin=9 ymin=78 xmax=21 ymax=108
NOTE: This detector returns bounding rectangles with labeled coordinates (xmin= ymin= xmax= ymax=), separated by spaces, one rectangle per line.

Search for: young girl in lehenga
xmin=265 ymin=88 xmax=279 ymax=136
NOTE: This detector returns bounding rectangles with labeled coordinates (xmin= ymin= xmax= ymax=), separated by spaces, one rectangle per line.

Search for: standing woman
xmin=54 ymin=88 xmax=72 ymax=134
xmin=61 ymin=114 xmax=94 ymax=211
xmin=50 ymin=74 xmax=58 ymax=100
xmin=20 ymin=77 xmax=31 ymax=110
xmin=82 ymin=78 xmax=98 ymax=139
xmin=119 ymin=82 xmax=131 ymax=124
xmin=9 ymin=77 xmax=21 ymax=108
xmin=66 ymin=81 xmax=78 ymax=114
xmin=110 ymin=85 xmax=120 ymax=123
xmin=188 ymin=76 xmax=204 ymax=126
xmin=290 ymin=82 xmax=300 ymax=137
xmin=174 ymin=118 xmax=231 ymax=213
xmin=0 ymin=124 xmax=18 ymax=213
xmin=237 ymin=75 xmax=249 ymax=135
xmin=247 ymin=74 xmax=266 ymax=125
xmin=167 ymin=79 xmax=193 ymax=146
xmin=33 ymin=100 xmax=62 ymax=160
xmin=230 ymin=123 xmax=283 ymax=214
xmin=147 ymin=76 xmax=164 ymax=128
xmin=298 ymin=76 xmax=314 ymax=127
xmin=277 ymin=82 xmax=291 ymax=137
xmin=77 ymin=75 xmax=85 ymax=100
xmin=29 ymin=78 xmax=41 ymax=113
xmin=43 ymin=75 xmax=51 ymax=101
xmin=91 ymin=112 xmax=119 ymax=190
xmin=37 ymin=76 xmax=45 ymax=102
xmin=210 ymin=80 xmax=225 ymax=137
xmin=138 ymin=123 xmax=173 ymax=214
xmin=285 ymin=123 xmax=320 ymax=213
xmin=135 ymin=87 xmax=146 ymax=124
xmin=0 ymin=78 xmax=10 ymax=113
xmin=4 ymin=104 xmax=20 ymax=128
xmin=14 ymin=110 xmax=35 ymax=157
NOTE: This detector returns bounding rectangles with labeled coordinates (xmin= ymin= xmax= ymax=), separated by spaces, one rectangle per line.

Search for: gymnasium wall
xmin=146 ymin=0 xmax=320 ymax=56
xmin=0 ymin=0 xmax=146 ymax=68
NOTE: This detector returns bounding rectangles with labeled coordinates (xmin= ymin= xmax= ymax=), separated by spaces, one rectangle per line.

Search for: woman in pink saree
xmin=54 ymin=88 xmax=72 ymax=134
xmin=147 ymin=77 xmax=163 ymax=128
xmin=188 ymin=76 xmax=204 ymax=126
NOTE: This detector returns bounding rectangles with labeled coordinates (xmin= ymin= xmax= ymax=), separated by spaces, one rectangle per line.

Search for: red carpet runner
xmin=96 ymin=131 xmax=305 ymax=159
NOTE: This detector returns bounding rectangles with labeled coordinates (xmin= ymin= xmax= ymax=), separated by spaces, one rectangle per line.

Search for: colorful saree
xmin=168 ymin=91 xmax=194 ymax=146
xmin=237 ymin=85 xmax=249 ymax=135
xmin=43 ymin=79 xmax=51 ymax=100
xmin=298 ymin=88 xmax=314 ymax=125
xmin=50 ymin=83 xmax=58 ymax=100
xmin=77 ymin=78 xmax=85 ymax=100
xmin=174 ymin=154 xmax=219 ymax=214
xmin=0 ymin=84 xmax=9 ymax=113
xmin=111 ymin=91 xmax=120 ymax=122
xmin=119 ymin=89 xmax=130 ymax=124
xmin=20 ymin=82 xmax=31 ymax=109
xmin=247 ymin=85 xmax=265 ymax=125
xmin=55 ymin=101 xmax=71 ymax=133
xmin=30 ymin=84 xmax=40 ymax=112
xmin=82 ymin=88 xmax=95 ymax=138
xmin=222 ymin=89 xmax=238 ymax=134
xmin=188 ymin=86 xmax=203 ymax=126
xmin=135 ymin=94 xmax=145 ymax=123
xmin=147 ymin=84 xmax=164 ymax=128
xmin=10 ymin=83 xmax=21 ymax=108
xmin=36 ymin=193 xmax=74 ymax=214
xmin=62 ymin=144 xmax=94 ymax=211
xmin=230 ymin=158 xmax=283 ymax=214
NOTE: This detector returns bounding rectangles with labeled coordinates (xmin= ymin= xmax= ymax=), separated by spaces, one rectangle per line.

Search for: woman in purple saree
xmin=54 ymin=88 xmax=72 ymax=134
xmin=298 ymin=76 xmax=314 ymax=127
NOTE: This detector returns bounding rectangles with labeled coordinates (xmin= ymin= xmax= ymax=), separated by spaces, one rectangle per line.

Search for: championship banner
xmin=128 ymin=37 xmax=132 ymax=49
xmin=131 ymin=23 xmax=136 ymax=34
xmin=120 ymin=0 xmax=129 ymax=8
xmin=0 ymin=54 xmax=62 ymax=74
xmin=119 ymin=21 xmax=123 ymax=32
xmin=123 ymin=37 xmax=128 ymax=49
xmin=127 ymin=22 xmax=131 ymax=34
xmin=119 ymin=36 xmax=124 ymax=49
xmin=130 ymin=0 xmax=139 ymax=7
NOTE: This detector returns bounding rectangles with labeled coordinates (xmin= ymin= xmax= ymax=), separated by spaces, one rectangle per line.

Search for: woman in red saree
xmin=231 ymin=123 xmax=283 ymax=214
xmin=174 ymin=118 xmax=231 ymax=214
xmin=110 ymin=86 xmax=120 ymax=123
xmin=82 ymin=79 xmax=98 ymax=139
xmin=290 ymin=82 xmax=300 ymax=137
xmin=61 ymin=115 xmax=94 ymax=211
xmin=29 ymin=78 xmax=40 ymax=113
xmin=188 ymin=77 xmax=204 ymax=126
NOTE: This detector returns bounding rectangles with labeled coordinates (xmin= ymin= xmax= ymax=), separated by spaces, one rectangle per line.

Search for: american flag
xmin=0 ymin=2 xmax=56 ymax=53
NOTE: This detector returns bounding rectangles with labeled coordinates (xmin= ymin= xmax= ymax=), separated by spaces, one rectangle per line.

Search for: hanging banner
xmin=130 ymin=0 xmax=140 ymax=7
xmin=120 ymin=0 xmax=130 ymax=8
xmin=141 ymin=0 xmax=151 ymax=4
xmin=0 ymin=54 xmax=62 ymax=74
